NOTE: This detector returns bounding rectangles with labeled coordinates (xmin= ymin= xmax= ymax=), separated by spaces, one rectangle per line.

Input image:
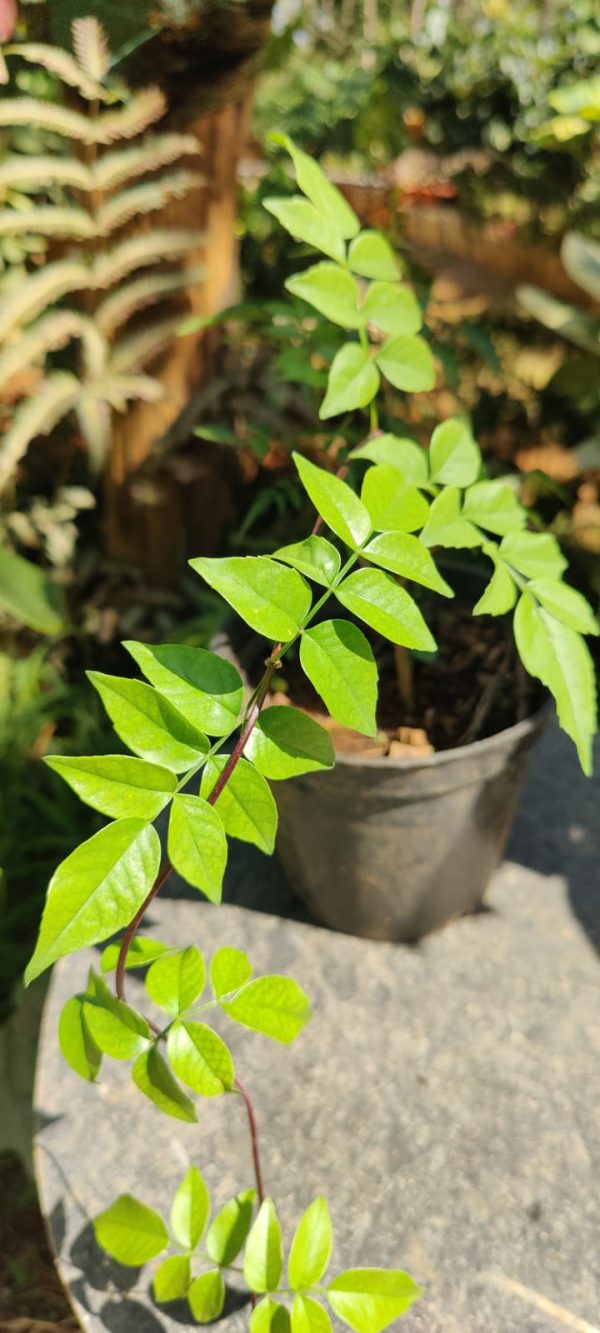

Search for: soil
xmin=272 ymin=594 xmax=538 ymax=759
xmin=0 ymin=1153 xmax=77 ymax=1333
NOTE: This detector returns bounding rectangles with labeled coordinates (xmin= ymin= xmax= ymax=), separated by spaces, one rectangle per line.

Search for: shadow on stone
xmin=47 ymin=1197 xmax=67 ymax=1253
xmin=151 ymin=1284 xmax=250 ymax=1325
xmin=101 ymin=1297 xmax=166 ymax=1332
xmin=71 ymin=1221 xmax=142 ymax=1295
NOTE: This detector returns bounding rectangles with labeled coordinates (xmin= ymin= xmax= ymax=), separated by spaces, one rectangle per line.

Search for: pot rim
xmin=332 ymin=700 xmax=552 ymax=773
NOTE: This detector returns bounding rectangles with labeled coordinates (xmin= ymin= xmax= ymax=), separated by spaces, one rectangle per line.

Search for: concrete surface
xmin=34 ymin=724 xmax=600 ymax=1332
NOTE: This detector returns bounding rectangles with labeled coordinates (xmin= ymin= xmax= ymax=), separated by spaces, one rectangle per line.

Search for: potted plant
xmin=24 ymin=139 xmax=596 ymax=1330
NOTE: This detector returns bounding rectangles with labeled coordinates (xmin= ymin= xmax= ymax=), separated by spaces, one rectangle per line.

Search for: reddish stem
xmin=115 ymin=859 xmax=172 ymax=1002
xmin=235 ymin=1076 xmax=265 ymax=1205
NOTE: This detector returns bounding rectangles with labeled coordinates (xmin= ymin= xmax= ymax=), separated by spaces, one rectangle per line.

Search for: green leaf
xmin=269 ymin=135 xmax=359 ymax=239
xmin=363 ymin=532 xmax=454 ymax=596
xmin=420 ymin=487 xmax=483 ymax=550
xmin=327 ymin=1269 xmax=423 ymax=1332
xmin=210 ymin=946 xmax=253 ymax=998
xmin=473 ymin=555 xmax=517 ymax=616
xmin=0 ymin=546 xmax=63 ymax=634
xmin=206 ymin=1188 xmax=256 ymax=1266
xmin=25 ymin=819 xmax=161 ymax=984
xmin=145 ymin=946 xmax=206 ymax=1016
xmin=263 ymin=197 xmax=345 ymax=264
xmin=200 ymin=756 xmax=278 ymax=854
xmin=245 ymin=707 xmax=334 ymax=779
xmin=170 ymin=1166 xmax=210 ymax=1249
xmin=361 ymin=466 xmax=430 ymax=533
xmin=350 ymin=435 xmax=428 ymax=484
xmin=83 ymin=984 xmax=150 ymax=1060
xmin=274 ymin=536 xmax=341 ymax=588
xmin=347 ymin=231 xmax=399 ymax=280
xmin=429 ymin=419 xmax=481 ymax=486
xmin=293 ymin=452 xmax=371 ymax=548
xmin=222 ymin=975 xmax=311 ymax=1044
xmin=101 ymin=936 xmax=171 ymax=974
xmin=94 ymin=1195 xmax=169 ymax=1267
xmin=375 ymin=336 xmax=435 ymax=392
xmin=168 ymin=795 xmax=227 ymax=904
xmin=499 ymin=530 xmax=568 ymax=581
xmin=514 ymin=593 xmax=596 ymax=774
xmin=462 ymin=480 xmax=524 ymax=535
xmin=362 ymin=282 xmax=421 ymax=337
xmin=529 ymin=579 xmax=599 ymax=635
xmin=132 ymin=1046 xmax=197 ymax=1123
xmin=190 ymin=556 xmax=311 ymax=642
xmin=124 ymin=642 xmax=243 ymax=737
xmin=45 ymin=754 xmax=176 ymax=821
xmin=87 ymin=672 xmax=208 ymax=774
xmin=292 ymin=1295 xmax=333 ymax=1333
xmin=244 ymin=1199 xmax=283 ymax=1293
xmin=167 ymin=1020 xmax=235 ymax=1096
xmin=300 ymin=621 xmax=377 ymax=736
xmin=154 ymin=1254 xmax=191 ymax=1302
xmin=288 ymin=1197 xmax=332 ymax=1290
xmin=285 ymin=264 xmax=362 ymax=328
xmin=335 ymin=569 xmax=436 ymax=651
xmin=320 ymin=344 xmax=380 ymax=420
xmin=251 ymin=1298 xmax=292 ymax=1332
xmin=188 ymin=1270 xmax=225 ymax=1323
xmin=58 ymin=995 xmax=102 ymax=1082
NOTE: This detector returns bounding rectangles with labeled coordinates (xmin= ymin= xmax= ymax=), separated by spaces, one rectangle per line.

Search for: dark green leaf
xmin=293 ymin=452 xmax=371 ymax=549
xmin=375 ymin=336 xmax=435 ymax=392
xmin=132 ymin=1046 xmax=197 ymax=1122
xmin=320 ymin=344 xmax=380 ymax=420
xmin=170 ymin=1165 xmax=210 ymax=1249
xmin=274 ymin=536 xmax=341 ymax=588
xmin=94 ymin=1195 xmax=169 ymax=1267
xmin=300 ymin=621 xmax=377 ymax=736
xmin=87 ymin=672 xmax=209 ymax=773
xmin=244 ymin=1199 xmax=283 ymax=1293
xmin=206 ymin=1188 xmax=256 ymax=1266
xmin=44 ymin=754 xmax=176 ymax=820
xmin=335 ymin=568 xmax=436 ymax=651
xmin=25 ymin=819 xmax=161 ymax=984
xmin=222 ymin=975 xmax=311 ymax=1045
xmin=167 ymin=1020 xmax=235 ymax=1095
xmin=363 ymin=533 xmax=453 ymax=596
xmin=245 ymin=706 xmax=334 ymax=779
xmin=124 ymin=642 xmax=243 ymax=737
xmin=361 ymin=466 xmax=429 ymax=533
xmin=190 ymin=556 xmax=311 ymax=642
xmin=200 ymin=756 xmax=278 ymax=854
xmin=145 ymin=946 xmax=206 ymax=1016
xmin=168 ymin=795 xmax=227 ymax=903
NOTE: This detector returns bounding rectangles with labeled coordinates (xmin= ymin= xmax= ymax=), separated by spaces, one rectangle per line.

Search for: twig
xmin=482 ymin=1273 xmax=600 ymax=1332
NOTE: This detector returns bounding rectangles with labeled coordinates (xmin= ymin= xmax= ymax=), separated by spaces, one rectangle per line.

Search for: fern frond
xmin=96 ymin=170 xmax=204 ymax=233
xmin=72 ymin=17 xmax=110 ymax=83
xmin=0 ymin=372 xmax=79 ymax=494
xmin=90 ymin=372 xmax=164 ymax=410
xmin=0 ymin=156 xmax=91 ymax=194
xmin=92 ymin=230 xmax=203 ymax=289
xmin=0 ymin=205 xmax=94 ymax=239
xmin=0 ymin=98 xmax=91 ymax=142
xmin=0 ymin=312 xmax=84 ymax=391
xmin=74 ymin=395 xmax=111 ymax=473
xmin=5 ymin=41 xmax=109 ymax=101
xmin=0 ymin=260 xmax=89 ymax=341
xmin=93 ymin=134 xmax=201 ymax=192
xmin=93 ymin=88 xmax=166 ymax=145
xmin=77 ymin=320 xmax=109 ymax=380
xmin=96 ymin=266 xmax=204 ymax=335
xmin=111 ymin=317 xmax=181 ymax=373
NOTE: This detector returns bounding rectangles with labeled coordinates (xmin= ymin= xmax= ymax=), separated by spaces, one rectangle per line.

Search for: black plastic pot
xmin=272 ymin=708 xmax=548 ymax=942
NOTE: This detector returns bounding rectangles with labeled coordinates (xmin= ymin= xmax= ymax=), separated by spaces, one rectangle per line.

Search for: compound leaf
xmin=263 ymin=197 xmax=345 ymax=264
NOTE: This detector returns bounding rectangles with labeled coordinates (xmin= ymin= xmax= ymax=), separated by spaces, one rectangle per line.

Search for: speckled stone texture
xmin=34 ymin=724 xmax=600 ymax=1333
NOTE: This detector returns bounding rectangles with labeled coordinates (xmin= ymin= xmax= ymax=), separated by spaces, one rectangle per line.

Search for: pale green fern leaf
xmin=0 ymin=156 xmax=91 ymax=193
xmin=91 ymin=372 xmax=164 ymax=410
xmin=0 ymin=372 xmax=79 ymax=493
xmin=72 ymin=16 xmax=111 ymax=82
xmin=0 ymin=312 xmax=85 ymax=391
xmin=92 ymin=135 xmax=201 ymax=192
xmin=74 ymin=395 xmax=111 ymax=472
xmin=91 ymin=230 xmax=202 ymax=289
xmin=93 ymin=88 xmax=166 ymax=145
xmin=0 ymin=205 xmax=94 ymax=240
xmin=96 ymin=170 xmax=204 ymax=233
xmin=77 ymin=319 xmax=109 ymax=380
xmin=96 ymin=267 xmax=204 ymax=335
xmin=0 ymin=98 xmax=91 ymax=142
xmin=111 ymin=317 xmax=181 ymax=373
xmin=5 ymin=41 xmax=109 ymax=101
xmin=0 ymin=260 xmax=89 ymax=341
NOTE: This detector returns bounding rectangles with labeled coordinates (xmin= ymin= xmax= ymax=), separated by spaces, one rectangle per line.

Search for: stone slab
xmin=34 ymin=724 xmax=600 ymax=1333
